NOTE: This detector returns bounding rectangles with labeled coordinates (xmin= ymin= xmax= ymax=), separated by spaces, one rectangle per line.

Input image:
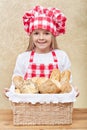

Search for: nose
xmin=39 ymin=33 xmax=44 ymax=40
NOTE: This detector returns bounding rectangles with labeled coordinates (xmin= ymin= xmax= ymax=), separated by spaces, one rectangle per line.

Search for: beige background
xmin=0 ymin=0 xmax=87 ymax=109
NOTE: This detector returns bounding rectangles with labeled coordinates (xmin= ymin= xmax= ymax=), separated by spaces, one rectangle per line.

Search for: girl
xmin=5 ymin=5 xmax=79 ymax=96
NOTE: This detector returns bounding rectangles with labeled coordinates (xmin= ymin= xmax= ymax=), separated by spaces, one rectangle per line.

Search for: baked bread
xmin=51 ymin=79 xmax=61 ymax=90
xmin=50 ymin=69 xmax=61 ymax=81
xmin=31 ymin=77 xmax=48 ymax=86
xmin=38 ymin=79 xmax=61 ymax=94
xmin=60 ymin=81 xmax=72 ymax=93
xmin=21 ymin=79 xmax=39 ymax=94
xmin=13 ymin=69 xmax=72 ymax=94
xmin=61 ymin=70 xmax=71 ymax=82
xmin=15 ymin=88 xmax=20 ymax=93
xmin=13 ymin=76 xmax=24 ymax=89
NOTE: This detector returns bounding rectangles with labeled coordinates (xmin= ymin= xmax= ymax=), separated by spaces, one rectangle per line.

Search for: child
xmin=14 ymin=5 xmax=69 ymax=79
xmin=5 ymin=5 xmax=79 ymax=96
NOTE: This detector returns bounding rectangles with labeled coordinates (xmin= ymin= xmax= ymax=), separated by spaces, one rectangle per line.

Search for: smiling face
xmin=31 ymin=29 xmax=52 ymax=53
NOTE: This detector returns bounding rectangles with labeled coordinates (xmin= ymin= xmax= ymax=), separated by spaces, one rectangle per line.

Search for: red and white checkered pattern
xmin=24 ymin=50 xmax=58 ymax=80
xmin=23 ymin=5 xmax=67 ymax=36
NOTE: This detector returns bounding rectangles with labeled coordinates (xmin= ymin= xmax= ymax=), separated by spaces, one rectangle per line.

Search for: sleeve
xmin=12 ymin=54 xmax=27 ymax=78
xmin=62 ymin=52 xmax=72 ymax=83
xmin=62 ymin=52 xmax=71 ymax=71
xmin=9 ymin=54 xmax=26 ymax=91
xmin=9 ymin=54 xmax=27 ymax=91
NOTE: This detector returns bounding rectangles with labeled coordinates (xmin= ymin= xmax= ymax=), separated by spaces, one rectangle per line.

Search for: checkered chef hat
xmin=23 ymin=5 xmax=67 ymax=36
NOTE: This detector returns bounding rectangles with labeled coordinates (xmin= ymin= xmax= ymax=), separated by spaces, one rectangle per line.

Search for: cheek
xmin=32 ymin=37 xmax=38 ymax=43
xmin=48 ymin=37 xmax=52 ymax=43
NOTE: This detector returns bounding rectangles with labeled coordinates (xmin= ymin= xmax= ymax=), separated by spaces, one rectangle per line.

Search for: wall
xmin=0 ymin=0 xmax=87 ymax=109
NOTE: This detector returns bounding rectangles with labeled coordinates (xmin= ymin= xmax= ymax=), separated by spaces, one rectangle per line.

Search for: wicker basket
xmin=12 ymin=102 xmax=73 ymax=125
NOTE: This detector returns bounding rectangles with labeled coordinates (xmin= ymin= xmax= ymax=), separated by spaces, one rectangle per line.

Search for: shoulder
xmin=54 ymin=49 xmax=71 ymax=71
xmin=16 ymin=51 xmax=31 ymax=63
xmin=17 ymin=51 xmax=30 ymax=59
xmin=54 ymin=49 xmax=71 ymax=64
xmin=54 ymin=49 xmax=69 ymax=57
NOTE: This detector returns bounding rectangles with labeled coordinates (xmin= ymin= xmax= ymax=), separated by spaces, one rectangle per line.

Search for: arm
xmin=9 ymin=53 xmax=28 ymax=91
xmin=12 ymin=54 xmax=27 ymax=78
xmin=62 ymin=52 xmax=79 ymax=97
xmin=61 ymin=51 xmax=72 ymax=83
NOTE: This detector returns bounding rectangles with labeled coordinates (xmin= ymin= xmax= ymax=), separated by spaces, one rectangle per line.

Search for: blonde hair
xmin=26 ymin=34 xmax=59 ymax=51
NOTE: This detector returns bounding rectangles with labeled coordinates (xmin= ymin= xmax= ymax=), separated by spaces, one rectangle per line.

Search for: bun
xmin=60 ymin=81 xmax=72 ymax=93
xmin=21 ymin=79 xmax=39 ymax=94
xmin=50 ymin=69 xmax=60 ymax=81
xmin=50 ymin=69 xmax=72 ymax=93
xmin=61 ymin=70 xmax=71 ymax=82
xmin=51 ymin=79 xmax=61 ymax=90
xmin=15 ymin=88 xmax=20 ymax=93
xmin=13 ymin=76 xmax=24 ymax=89
xmin=31 ymin=77 xmax=48 ymax=86
xmin=38 ymin=79 xmax=61 ymax=94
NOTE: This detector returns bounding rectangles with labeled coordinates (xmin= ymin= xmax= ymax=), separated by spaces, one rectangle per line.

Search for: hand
xmin=4 ymin=88 xmax=9 ymax=93
xmin=74 ymin=86 xmax=80 ymax=97
xmin=3 ymin=88 xmax=9 ymax=98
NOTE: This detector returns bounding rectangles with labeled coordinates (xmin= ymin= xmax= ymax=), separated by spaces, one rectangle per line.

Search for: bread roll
xmin=50 ymin=69 xmax=61 ymax=81
xmin=31 ymin=77 xmax=48 ymax=86
xmin=13 ymin=76 xmax=24 ymax=89
xmin=15 ymin=88 xmax=20 ymax=93
xmin=61 ymin=70 xmax=71 ymax=82
xmin=21 ymin=79 xmax=38 ymax=94
xmin=51 ymin=79 xmax=61 ymax=90
xmin=60 ymin=81 xmax=72 ymax=93
xmin=38 ymin=79 xmax=61 ymax=94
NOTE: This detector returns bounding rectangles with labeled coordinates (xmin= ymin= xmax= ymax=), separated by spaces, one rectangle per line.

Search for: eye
xmin=44 ymin=31 xmax=51 ymax=35
xmin=33 ymin=32 xmax=39 ymax=35
xmin=45 ymin=32 xmax=49 ymax=35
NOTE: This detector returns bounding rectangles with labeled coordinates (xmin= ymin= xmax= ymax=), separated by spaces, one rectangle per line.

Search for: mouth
xmin=38 ymin=42 xmax=46 ymax=44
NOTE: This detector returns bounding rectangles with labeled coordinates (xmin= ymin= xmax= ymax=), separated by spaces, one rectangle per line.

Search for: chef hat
xmin=23 ymin=5 xmax=67 ymax=36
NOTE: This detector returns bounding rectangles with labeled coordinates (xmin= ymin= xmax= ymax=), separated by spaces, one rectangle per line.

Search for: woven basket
xmin=12 ymin=102 xmax=73 ymax=125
